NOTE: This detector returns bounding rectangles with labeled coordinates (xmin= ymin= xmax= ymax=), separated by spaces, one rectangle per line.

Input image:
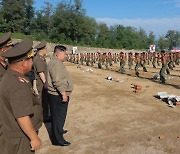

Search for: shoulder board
xmin=17 ymin=77 xmax=29 ymax=83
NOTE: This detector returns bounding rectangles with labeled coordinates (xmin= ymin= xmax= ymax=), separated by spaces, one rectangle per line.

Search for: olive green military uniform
xmin=0 ymin=39 xmax=43 ymax=154
xmin=175 ymin=53 xmax=180 ymax=65
xmin=160 ymin=64 xmax=168 ymax=83
xmin=134 ymin=53 xmax=140 ymax=77
xmin=128 ymin=53 xmax=133 ymax=70
xmin=140 ymin=54 xmax=148 ymax=72
xmin=34 ymin=54 xmax=47 ymax=97
xmin=80 ymin=54 xmax=84 ymax=65
xmin=152 ymin=56 xmax=156 ymax=68
xmin=0 ymin=32 xmax=13 ymax=154
xmin=0 ymin=63 xmax=6 ymax=153
xmin=0 ymin=62 xmax=7 ymax=80
xmin=75 ymin=54 xmax=79 ymax=64
xmin=135 ymin=63 xmax=141 ymax=76
xmin=86 ymin=53 xmax=90 ymax=66
xmin=90 ymin=54 xmax=94 ymax=67
xmin=33 ymin=54 xmax=49 ymax=120
xmin=119 ymin=59 xmax=125 ymax=73
xmin=0 ymin=69 xmax=43 ymax=154
xmin=105 ymin=57 xmax=109 ymax=69
xmin=98 ymin=54 xmax=103 ymax=69
xmin=168 ymin=54 xmax=174 ymax=70
xmin=119 ymin=53 xmax=125 ymax=73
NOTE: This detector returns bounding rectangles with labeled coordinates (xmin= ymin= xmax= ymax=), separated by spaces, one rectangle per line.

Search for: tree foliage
xmin=0 ymin=0 xmax=179 ymax=50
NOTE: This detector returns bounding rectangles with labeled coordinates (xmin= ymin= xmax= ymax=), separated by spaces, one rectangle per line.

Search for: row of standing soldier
xmin=67 ymin=51 xmax=179 ymax=83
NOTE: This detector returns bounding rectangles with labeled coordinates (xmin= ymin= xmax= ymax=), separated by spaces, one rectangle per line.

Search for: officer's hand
xmin=30 ymin=137 xmax=42 ymax=151
xmin=62 ymin=92 xmax=68 ymax=102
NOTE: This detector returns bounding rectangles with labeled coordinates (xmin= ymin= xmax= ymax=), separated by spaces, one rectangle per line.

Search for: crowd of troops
xmin=67 ymin=51 xmax=180 ymax=83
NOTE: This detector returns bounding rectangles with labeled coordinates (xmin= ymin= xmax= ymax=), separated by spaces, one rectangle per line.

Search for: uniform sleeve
xmin=34 ymin=58 xmax=46 ymax=73
xmin=9 ymin=84 xmax=33 ymax=119
xmin=49 ymin=62 xmax=68 ymax=93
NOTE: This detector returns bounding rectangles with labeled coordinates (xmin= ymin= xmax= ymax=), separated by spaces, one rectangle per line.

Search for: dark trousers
xmin=48 ymin=93 xmax=69 ymax=144
xmin=37 ymin=82 xmax=50 ymax=119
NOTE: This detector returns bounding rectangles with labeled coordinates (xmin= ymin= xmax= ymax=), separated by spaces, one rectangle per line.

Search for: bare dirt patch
xmin=37 ymin=62 xmax=180 ymax=154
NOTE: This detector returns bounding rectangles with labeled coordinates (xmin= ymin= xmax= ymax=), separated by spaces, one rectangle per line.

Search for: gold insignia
xmin=26 ymin=50 xmax=34 ymax=59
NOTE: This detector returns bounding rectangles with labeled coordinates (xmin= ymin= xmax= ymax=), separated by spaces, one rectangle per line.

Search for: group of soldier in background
xmin=67 ymin=51 xmax=180 ymax=83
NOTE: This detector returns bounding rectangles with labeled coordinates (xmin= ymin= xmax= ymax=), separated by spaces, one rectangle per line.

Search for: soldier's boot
xmin=143 ymin=67 xmax=147 ymax=72
xmin=98 ymin=63 xmax=102 ymax=69
xmin=166 ymin=68 xmax=170 ymax=75
xmin=160 ymin=76 xmax=166 ymax=84
xmin=136 ymin=72 xmax=139 ymax=77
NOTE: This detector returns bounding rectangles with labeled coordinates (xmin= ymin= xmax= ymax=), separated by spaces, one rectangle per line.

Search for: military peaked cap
xmin=0 ymin=32 xmax=12 ymax=48
xmin=34 ymin=41 xmax=47 ymax=50
xmin=1 ymin=39 xmax=34 ymax=63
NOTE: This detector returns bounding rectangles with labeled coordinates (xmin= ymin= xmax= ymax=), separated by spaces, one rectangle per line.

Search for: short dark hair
xmin=54 ymin=45 xmax=67 ymax=53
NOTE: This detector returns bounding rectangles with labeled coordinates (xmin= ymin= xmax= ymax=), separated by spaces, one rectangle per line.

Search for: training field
xmin=37 ymin=62 xmax=180 ymax=154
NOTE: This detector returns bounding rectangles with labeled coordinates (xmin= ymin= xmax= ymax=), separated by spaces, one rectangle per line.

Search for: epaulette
xmin=17 ymin=77 xmax=29 ymax=83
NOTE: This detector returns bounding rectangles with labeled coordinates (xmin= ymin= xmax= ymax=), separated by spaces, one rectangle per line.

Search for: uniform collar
xmin=6 ymin=68 xmax=25 ymax=78
xmin=37 ymin=53 xmax=45 ymax=59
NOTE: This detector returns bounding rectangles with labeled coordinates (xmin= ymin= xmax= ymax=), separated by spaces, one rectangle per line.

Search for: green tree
xmin=158 ymin=36 xmax=169 ymax=50
xmin=0 ymin=0 xmax=34 ymax=33
xmin=137 ymin=27 xmax=148 ymax=49
xmin=147 ymin=31 xmax=155 ymax=45
xmin=30 ymin=2 xmax=53 ymax=40
xmin=96 ymin=23 xmax=110 ymax=48
xmin=49 ymin=0 xmax=97 ymax=45
xmin=24 ymin=0 xmax=34 ymax=34
xmin=0 ymin=0 xmax=26 ymax=32
xmin=165 ymin=30 xmax=180 ymax=50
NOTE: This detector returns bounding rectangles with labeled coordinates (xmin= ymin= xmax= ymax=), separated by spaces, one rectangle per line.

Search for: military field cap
xmin=1 ymin=39 xmax=34 ymax=63
xmin=0 ymin=32 xmax=13 ymax=49
xmin=34 ymin=41 xmax=47 ymax=50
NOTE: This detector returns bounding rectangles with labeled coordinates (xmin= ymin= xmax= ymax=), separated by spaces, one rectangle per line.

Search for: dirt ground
xmin=37 ymin=62 xmax=180 ymax=154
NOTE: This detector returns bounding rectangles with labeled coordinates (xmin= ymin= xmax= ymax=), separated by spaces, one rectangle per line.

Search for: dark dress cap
xmin=34 ymin=41 xmax=47 ymax=50
xmin=1 ymin=39 xmax=34 ymax=63
xmin=0 ymin=32 xmax=12 ymax=48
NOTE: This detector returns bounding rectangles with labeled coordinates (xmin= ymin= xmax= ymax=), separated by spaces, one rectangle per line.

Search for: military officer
xmin=33 ymin=41 xmax=50 ymax=122
xmin=0 ymin=39 xmax=43 ymax=154
xmin=0 ymin=32 xmax=14 ymax=154
xmin=0 ymin=32 xmax=13 ymax=79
